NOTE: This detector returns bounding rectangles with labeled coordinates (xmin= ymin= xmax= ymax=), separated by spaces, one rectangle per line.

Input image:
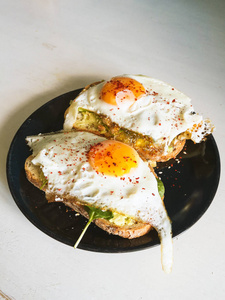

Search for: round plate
xmin=6 ymin=89 xmax=220 ymax=253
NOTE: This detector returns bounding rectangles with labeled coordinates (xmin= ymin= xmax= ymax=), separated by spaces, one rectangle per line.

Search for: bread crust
xmin=138 ymin=139 xmax=186 ymax=162
xmin=65 ymin=82 xmax=186 ymax=162
xmin=24 ymin=156 xmax=152 ymax=239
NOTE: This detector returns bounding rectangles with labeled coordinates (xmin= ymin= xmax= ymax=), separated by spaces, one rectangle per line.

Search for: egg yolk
xmin=100 ymin=77 xmax=146 ymax=106
xmin=88 ymin=140 xmax=140 ymax=176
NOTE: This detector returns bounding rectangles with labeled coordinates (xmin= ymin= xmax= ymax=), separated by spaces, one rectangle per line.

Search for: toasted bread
xmin=64 ymin=77 xmax=214 ymax=163
xmin=64 ymin=106 xmax=186 ymax=162
xmin=25 ymin=155 xmax=152 ymax=239
xmin=64 ymin=82 xmax=186 ymax=162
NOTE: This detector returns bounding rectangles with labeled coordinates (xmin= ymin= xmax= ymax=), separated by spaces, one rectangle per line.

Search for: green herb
xmin=40 ymin=178 xmax=48 ymax=190
xmin=74 ymin=205 xmax=113 ymax=249
xmin=78 ymin=107 xmax=88 ymax=112
xmin=157 ymin=178 xmax=165 ymax=198
xmin=39 ymin=171 xmax=48 ymax=190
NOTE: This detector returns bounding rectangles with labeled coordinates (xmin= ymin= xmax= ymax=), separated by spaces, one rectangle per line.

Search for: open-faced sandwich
xmin=63 ymin=75 xmax=214 ymax=162
xmin=25 ymin=130 xmax=173 ymax=273
xmin=24 ymin=74 xmax=215 ymax=274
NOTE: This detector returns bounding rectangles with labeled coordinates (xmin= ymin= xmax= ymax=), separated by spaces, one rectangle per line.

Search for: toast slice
xmin=25 ymin=155 xmax=152 ymax=239
xmin=25 ymin=130 xmax=173 ymax=273
xmin=65 ymin=105 xmax=186 ymax=162
xmin=64 ymin=78 xmax=213 ymax=162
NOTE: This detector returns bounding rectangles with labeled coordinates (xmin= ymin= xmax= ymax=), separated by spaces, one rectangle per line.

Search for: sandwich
xmin=25 ymin=130 xmax=173 ymax=273
xmin=63 ymin=75 xmax=214 ymax=162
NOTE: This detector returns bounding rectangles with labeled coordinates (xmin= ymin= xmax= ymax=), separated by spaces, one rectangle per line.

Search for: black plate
xmin=6 ymin=89 xmax=220 ymax=253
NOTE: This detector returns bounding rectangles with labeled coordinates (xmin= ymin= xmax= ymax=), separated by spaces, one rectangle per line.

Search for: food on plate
xmin=63 ymin=75 xmax=214 ymax=162
xmin=25 ymin=130 xmax=173 ymax=273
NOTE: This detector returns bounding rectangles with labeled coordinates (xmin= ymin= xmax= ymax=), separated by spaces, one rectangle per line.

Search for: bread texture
xmin=25 ymin=155 xmax=152 ymax=239
xmin=64 ymin=82 xmax=186 ymax=162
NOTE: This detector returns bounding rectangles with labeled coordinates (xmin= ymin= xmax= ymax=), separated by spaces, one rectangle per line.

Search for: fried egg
xmin=26 ymin=131 xmax=173 ymax=273
xmin=64 ymin=75 xmax=213 ymax=152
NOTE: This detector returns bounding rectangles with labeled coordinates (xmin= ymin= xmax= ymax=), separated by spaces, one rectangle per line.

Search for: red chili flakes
xmin=135 ymin=177 xmax=140 ymax=184
xmin=152 ymin=193 xmax=155 ymax=196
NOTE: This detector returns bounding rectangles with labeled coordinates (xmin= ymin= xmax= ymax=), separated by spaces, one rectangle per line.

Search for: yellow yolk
xmin=88 ymin=140 xmax=140 ymax=176
xmin=100 ymin=77 xmax=146 ymax=106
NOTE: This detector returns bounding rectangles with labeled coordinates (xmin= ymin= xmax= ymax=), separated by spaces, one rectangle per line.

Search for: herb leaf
xmin=85 ymin=205 xmax=114 ymax=221
xmin=74 ymin=206 xmax=113 ymax=249
xmin=40 ymin=178 xmax=48 ymax=190
xmin=39 ymin=170 xmax=48 ymax=190
xmin=157 ymin=178 xmax=165 ymax=198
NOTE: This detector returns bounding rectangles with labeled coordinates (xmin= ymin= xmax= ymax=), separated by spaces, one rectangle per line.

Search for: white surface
xmin=0 ymin=0 xmax=224 ymax=299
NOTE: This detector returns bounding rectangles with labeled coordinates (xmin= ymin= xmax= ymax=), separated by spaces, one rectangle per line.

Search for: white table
xmin=1 ymin=1 xmax=224 ymax=299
